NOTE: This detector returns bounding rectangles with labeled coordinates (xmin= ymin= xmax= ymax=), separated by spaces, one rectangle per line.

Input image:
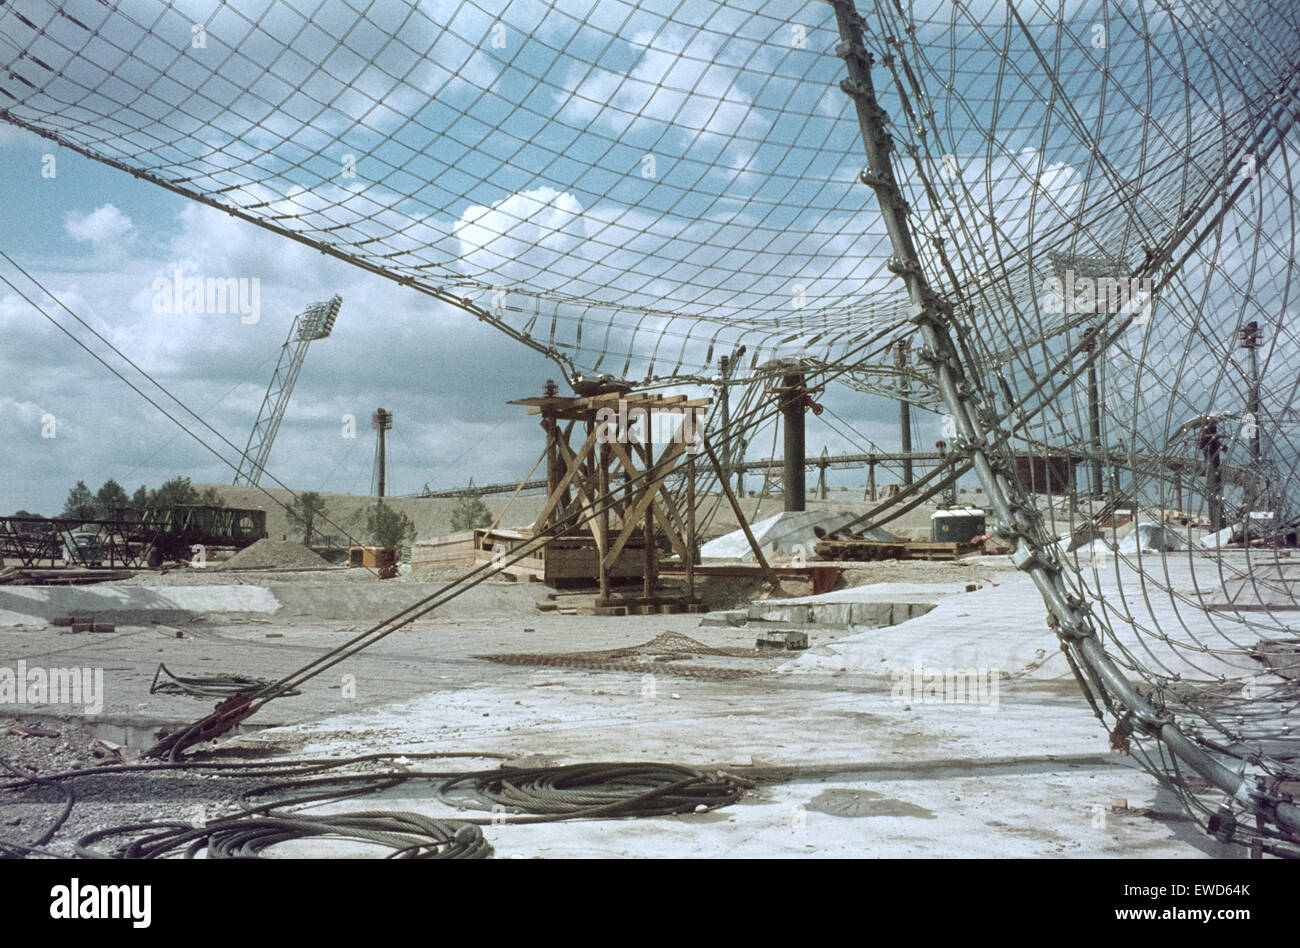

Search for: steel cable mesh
xmin=852 ymin=0 xmax=1300 ymax=851
xmin=475 ymin=630 xmax=776 ymax=680
xmin=4 ymin=0 xmax=1300 ymax=850
xmin=0 ymin=0 xmax=913 ymax=381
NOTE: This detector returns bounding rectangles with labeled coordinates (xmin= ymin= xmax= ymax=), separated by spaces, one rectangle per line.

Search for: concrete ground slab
xmin=0 ymin=560 xmax=1272 ymax=858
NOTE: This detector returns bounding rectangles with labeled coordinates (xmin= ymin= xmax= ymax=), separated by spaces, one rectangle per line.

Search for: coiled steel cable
xmin=75 ymin=811 xmax=490 ymax=859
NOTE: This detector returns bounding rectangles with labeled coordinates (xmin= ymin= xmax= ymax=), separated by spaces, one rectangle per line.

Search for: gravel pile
xmin=215 ymin=539 xmax=332 ymax=571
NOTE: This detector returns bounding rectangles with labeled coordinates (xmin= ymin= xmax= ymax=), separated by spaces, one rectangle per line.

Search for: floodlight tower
xmin=233 ymin=296 xmax=343 ymax=486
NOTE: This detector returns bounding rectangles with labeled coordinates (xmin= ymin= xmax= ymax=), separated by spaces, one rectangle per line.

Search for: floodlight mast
xmin=233 ymin=296 xmax=343 ymax=487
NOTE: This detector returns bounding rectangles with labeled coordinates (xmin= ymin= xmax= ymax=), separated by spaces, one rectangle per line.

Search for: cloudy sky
xmin=0 ymin=1 xmax=967 ymax=518
xmin=4 ymin=0 xmax=1288 ymax=520
xmin=0 ymin=116 xmax=928 ymax=516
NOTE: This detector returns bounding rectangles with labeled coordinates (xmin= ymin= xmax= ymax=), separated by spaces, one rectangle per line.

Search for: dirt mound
xmin=217 ymin=539 xmax=332 ymax=571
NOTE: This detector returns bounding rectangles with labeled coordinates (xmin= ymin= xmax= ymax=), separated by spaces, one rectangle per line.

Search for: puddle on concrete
xmin=805 ymin=787 xmax=936 ymax=819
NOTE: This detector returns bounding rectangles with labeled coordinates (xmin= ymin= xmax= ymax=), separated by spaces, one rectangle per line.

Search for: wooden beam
xmin=598 ymin=441 xmax=610 ymax=601
xmin=531 ymin=424 xmax=601 ymax=534
xmin=602 ymin=437 xmax=689 ymax=569
xmin=686 ymin=453 xmax=696 ymax=600
xmin=644 ymin=418 xmax=654 ymax=599
xmin=554 ymin=429 xmax=606 ymax=553
xmin=486 ymin=447 xmax=547 ymax=535
xmin=703 ymin=436 xmax=777 ymax=585
xmin=606 ymin=438 xmax=690 ymax=564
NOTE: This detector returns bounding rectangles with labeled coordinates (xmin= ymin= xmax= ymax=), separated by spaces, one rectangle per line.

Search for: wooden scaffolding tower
xmin=509 ymin=388 xmax=710 ymax=614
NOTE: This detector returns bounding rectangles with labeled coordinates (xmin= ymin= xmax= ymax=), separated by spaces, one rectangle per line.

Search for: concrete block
xmin=849 ymin=601 xmax=893 ymax=626
xmin=698 ymin=610 xmax=747 ymax=628
xmin=807 ymin=602 xmax=853 ymax=627
xmin=746 ymin=603 xmax=812 ymax=623
xmin=755 ymin=630 xmax=809 ymax=650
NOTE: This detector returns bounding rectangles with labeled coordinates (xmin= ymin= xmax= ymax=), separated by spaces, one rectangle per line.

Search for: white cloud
xmin=557 ymin=26 xmax=770 ymax=169
xmin=454 ymin=186 xmax=588 ymax=287
xmin=64 ymin=204 xmax=134 ymax=246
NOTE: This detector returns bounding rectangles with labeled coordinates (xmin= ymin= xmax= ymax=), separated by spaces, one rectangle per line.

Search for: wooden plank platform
xmin=659 ymin=564 xmax=841 ymax=595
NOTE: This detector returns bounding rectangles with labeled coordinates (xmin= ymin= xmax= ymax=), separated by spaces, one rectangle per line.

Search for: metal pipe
xmin=782 ymin=372 xmax=806 ymax=512
xmin=896 ymin=341 xmax=913 ymax=485
xmin=1202 ymin=421 xmax=1224 ymax=533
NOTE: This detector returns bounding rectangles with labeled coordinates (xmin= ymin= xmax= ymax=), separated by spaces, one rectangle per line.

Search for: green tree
xmin=449 ymin=489 xmax=492 ymax=531
xmin=196 ymin=485 xmax=225 ymax=508
xmin=61 ymin=481 xmax=96 ymax=521
xmin=12 ymin=510 xmax=42 ymax=518
xmin=151 ymin=476 xmax=200 ymax=507
xmin=131 ymin=485 xmax=149 ymax=508
xmin=366 ymin=502 xmax=416 ymax=551
xmin=93 ymin=479 xmax=130 ymax=519
xmin=287 ymin=491 xmax=329 ymax=546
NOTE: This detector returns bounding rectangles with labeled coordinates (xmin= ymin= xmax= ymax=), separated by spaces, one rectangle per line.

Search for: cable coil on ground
xmin=436 ymin=763 xmax=746 ymax=819
xmin=75 ymin=811 xmax=491 ymax=859
xmin=2 ymin=755 xmax=749 ymax=858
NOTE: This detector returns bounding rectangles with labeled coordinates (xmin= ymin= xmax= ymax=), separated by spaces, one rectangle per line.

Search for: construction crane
xmin=233 ymin=296 xmax=342 ymax=486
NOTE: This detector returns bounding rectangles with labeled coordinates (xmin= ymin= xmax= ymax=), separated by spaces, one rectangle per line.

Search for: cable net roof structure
xmin=1 ymin=0 xmax=957 ymax=380
xmin=4 ymin=0 xmax=1300 ymax=854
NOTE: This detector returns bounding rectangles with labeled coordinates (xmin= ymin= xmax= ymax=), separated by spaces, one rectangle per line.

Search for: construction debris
xmin=6 ymin=724 xmax=59 ymax=739
xmin=700 ymin=509 xmax=879 ymax=561
xmin=755 ymin=630 xmax=809 ymax=650
xmin=535 ymin=588 xmax=705 ymax=616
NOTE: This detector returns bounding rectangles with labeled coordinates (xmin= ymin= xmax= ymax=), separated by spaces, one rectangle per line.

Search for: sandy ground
xmin=0 ymin=553 xmax=1262 ymax=858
